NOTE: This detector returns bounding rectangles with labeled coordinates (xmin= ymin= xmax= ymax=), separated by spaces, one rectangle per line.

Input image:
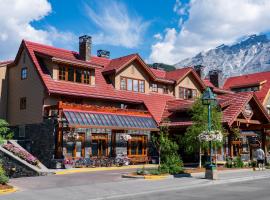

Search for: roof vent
xmin=97 ymin=50 xmax=110 ymax=58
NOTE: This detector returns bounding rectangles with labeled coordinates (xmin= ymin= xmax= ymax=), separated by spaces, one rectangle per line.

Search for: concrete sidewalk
xmin=2 ymin=168 xmax=270 ymax=200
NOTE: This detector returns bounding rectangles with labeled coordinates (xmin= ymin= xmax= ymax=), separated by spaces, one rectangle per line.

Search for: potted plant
xmin=63 ymin=159 xmax=74 ymax=169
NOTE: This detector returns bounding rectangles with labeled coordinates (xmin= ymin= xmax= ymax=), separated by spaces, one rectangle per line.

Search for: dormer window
xmin=58 ymin=66 xmax=92 ymax=85
xmin=120 ymin=76 xmax=145 ymax=93
xmin=179 ymin=87 xmax=197 ymax=100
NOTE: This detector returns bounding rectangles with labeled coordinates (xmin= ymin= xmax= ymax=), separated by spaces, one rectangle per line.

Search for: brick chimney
xmin=209 ymin=70 xmax=222 ymax=88
xmin=193 ymin=65 xmax=205 ymax=78
xmin=79 ymin=35 xmax=92 ymax=61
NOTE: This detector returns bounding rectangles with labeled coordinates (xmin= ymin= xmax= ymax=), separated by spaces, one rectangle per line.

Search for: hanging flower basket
xmin=198 ymin=130 xmax=223 ymax=142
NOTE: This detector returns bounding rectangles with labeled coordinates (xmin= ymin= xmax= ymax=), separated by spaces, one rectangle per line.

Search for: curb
xmin=55 ymin=164 xmax=158 ymax=175
xmin=122 ymin=174 xmax=172 ymax=180
xmin=0 ymin=187 xmax=18 ymax=195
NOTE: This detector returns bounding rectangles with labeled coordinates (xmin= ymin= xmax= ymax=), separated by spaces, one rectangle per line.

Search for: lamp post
xmin=202 ymin=87 xmax=217 ymax=179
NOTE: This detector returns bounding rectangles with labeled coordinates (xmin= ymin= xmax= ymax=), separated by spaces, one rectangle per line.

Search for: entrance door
xmin=91 ymin=134 xmax=108 ymax=157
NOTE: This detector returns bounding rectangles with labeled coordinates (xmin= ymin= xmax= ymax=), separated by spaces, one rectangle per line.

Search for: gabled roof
xmin=14 ymin=40 xmax=175 ymax=123
xmin=166 ymin=67 xmax=206 ymax=89
xmin=204 ymin=79 xmax=234 ymax=95
xmin=218 ymin=92 xmax=270 ymax=126
xmin=161 ymin=92 xmax=270 ymax=127
xmin=223 ymin=71 xmax=270 ymax=104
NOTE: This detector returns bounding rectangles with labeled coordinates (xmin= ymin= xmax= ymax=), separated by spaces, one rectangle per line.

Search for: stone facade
xmin=0 ymin=150 xmax=38 ymax=178
xmin=12 ymin=119 xmax=56 ymax=168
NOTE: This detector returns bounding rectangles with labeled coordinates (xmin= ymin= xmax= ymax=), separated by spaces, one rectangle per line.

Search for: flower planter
xmin=64 ymin=164 xmax=73 ymax=169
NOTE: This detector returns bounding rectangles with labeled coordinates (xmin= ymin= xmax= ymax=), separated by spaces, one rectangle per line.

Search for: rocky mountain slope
xmin=175 ymin=34 xmax=270 ymax=80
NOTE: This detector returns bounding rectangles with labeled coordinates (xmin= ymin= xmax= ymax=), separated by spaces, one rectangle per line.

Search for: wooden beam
xmin=236 ymin=118 xmax=261 ymax=125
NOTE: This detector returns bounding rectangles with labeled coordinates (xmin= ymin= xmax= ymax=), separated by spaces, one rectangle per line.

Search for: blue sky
xmin=1 ymin=0 xmax=270 ymax=64
xmin=30 ymin=0 xmax=188 ymax=61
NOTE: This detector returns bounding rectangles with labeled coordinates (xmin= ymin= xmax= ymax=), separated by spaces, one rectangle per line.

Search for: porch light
xmin=202 ymin=87 xmax=217 ymax=106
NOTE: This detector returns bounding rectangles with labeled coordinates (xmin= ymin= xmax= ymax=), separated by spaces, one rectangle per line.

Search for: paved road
xmin=1 ymin=169 xmax=270 ymax=200
xmin=115 ymin=177 xmax=270 ymax=200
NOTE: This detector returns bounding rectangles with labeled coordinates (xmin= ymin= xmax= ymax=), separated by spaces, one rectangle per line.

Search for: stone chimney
xmin=209 ymin=70 xmax=222 ymax=88
xmin=193 ymin=65 xmax=205 ymax=78
xmin=97 ymin=50 xmax=110 ymax=58
xmin=79 ymin=35 xmax=92 ymax=61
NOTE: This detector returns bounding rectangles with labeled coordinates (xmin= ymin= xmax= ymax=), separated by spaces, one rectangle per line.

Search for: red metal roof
xmin=223 ymin=71 xmax=270 ymax=103
xmin=204 ymin=79 xmax=234 ymax=95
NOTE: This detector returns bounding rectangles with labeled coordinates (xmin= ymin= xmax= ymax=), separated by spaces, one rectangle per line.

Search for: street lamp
xmin=202 ymin=87 xmax=217 ymax=174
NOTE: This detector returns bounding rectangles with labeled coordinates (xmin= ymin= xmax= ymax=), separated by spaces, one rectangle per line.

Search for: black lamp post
xmin=202 ymin=87 xmax=217 ymax=167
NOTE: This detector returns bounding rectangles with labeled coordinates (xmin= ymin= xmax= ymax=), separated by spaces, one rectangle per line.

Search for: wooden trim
xmin=127 ymin=135 xmax=147 ymax=156
xmin=236 ymin=118 xmax=261 ymax=125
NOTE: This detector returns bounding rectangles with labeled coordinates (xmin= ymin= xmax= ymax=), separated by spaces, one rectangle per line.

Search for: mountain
xmin=175 ymin=34 xmax=270 ymax=81
xmin=148 ymin=63 xmax=176 ymax=72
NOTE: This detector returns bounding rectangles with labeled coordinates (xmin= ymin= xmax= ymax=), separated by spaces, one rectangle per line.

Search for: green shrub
xmin=225 ymin=157 xmax=233 ymax=168
xmin=159 ymin=154 xmax=183 ymax=174
xmin=0 ymin=165 xmax=9 ymax=185
xmin=233 ymin=156 xmax=244 ymax=168
xmin=148 ymin=169 xmax=161 ymax=175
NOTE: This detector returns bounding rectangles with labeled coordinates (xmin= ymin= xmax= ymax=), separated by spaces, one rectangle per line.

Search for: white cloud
xmin=153 ymin=33 xmax=163 ymax=40
xmin=0 ymin=0 xmax=76 ymax=60
xmin=149 ymin=0 xmax=270 ymax=64
xmin=85 ymin=1 xmax=149 ymax=48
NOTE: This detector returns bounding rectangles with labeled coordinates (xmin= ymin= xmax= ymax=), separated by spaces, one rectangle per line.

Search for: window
xmin=21 ymin=68 xmax=27 ymax=80
xmin=120 ymin=77 xmax=145 ymax=93
xmin=128 ymin=135 xmax=147 ymax=156
xmin=83 ymin=70 xmax=91 ymax=84
xmin=19 ymin=125 xmax=25 ymax=137
xmin=75 ymin=69 xmax=82 ymax=83
xmin=91 ymin=134 xmax=108 ymax=157
xmin=139 ymin=80 xmax=145 ymax=93
xmin=59 ymin=66 xmax=66 ymax=80
xmin=179 ymin=87 xmax=197 ymax=100
xmin=151 ymin=83 xmax=158 ymax=92
xmin=60 ymin=66 xmax=91 ymax=85
xmin=120 ymin=77 xmax=127 ymax=90
xmin=133 ymin=79 xmax=138 ymax=92
xmin=163 ymin=85 xmax=169 ymax=94
xmin=233 ymin=86 xmax=260 ymax=93
xmin=127 ymin=79 xmax=133 ymax=91
xmin=20 ymin=97 xmax=26 ymax=110
xmin=68 ymin=67 xmax=74 ymax=81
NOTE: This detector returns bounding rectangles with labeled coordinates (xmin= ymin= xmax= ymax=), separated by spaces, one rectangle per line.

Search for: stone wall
xmin=12 ymin=119 xmax=56 ymax=168
xmin=0 ymin=150 xmax=38 ymax=178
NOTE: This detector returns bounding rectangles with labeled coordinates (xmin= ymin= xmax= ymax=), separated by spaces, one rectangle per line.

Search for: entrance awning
xmin=63 ymin=110 xmax=158 ymax=131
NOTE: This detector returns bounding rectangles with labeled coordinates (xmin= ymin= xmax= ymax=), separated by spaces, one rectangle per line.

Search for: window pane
xmin=139 ymin=80 xmax=145 ymax=93
xmin=120 ymin=78 xmax=126 ymax=90
xmin=21 ymin=68 xmax=27 ymax=80
xmin=133 ymin=79 xmax=138 ymax=92
xmin=152 ymin=83 xmax=158 ymax=92
xmin=127 ymin=79 xmax=133 ymax=91
xmin=58 ymin=66 xmax=65 ymax=80
xmin=76 ymin=69 xmax=82 ymax=83
xmin=179 ymin=87 xmax=184 ymax=99
xmin=68 ymin=67 xmax=74 ymax=81
xmin=83 ymin=70 xmax=90 ymax=84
